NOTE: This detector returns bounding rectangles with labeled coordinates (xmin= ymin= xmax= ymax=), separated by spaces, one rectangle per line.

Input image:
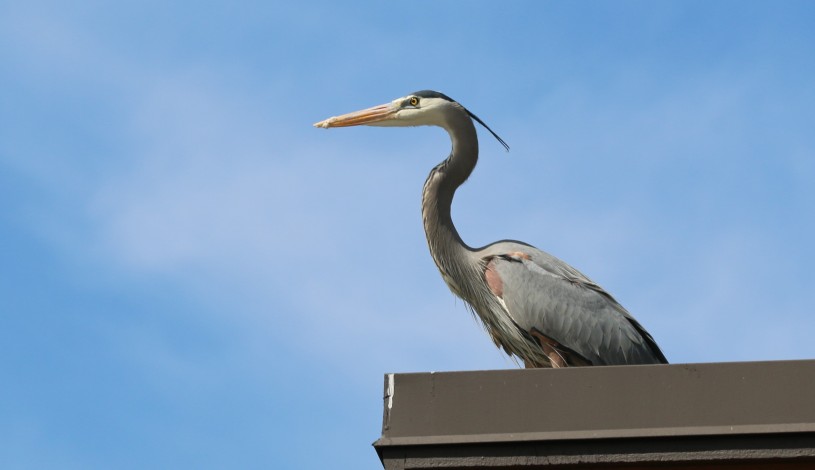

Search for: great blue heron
xmin=315 ymin=90 xmax=667 ymax=368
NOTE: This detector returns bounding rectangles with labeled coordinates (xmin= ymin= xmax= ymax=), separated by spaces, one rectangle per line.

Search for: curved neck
xmin=421 ymin=111 xmax=479 ymax=294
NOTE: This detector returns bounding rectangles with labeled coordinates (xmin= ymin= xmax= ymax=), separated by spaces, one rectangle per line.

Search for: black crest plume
xmin=412 ymin=90 xmax=510 ymax=152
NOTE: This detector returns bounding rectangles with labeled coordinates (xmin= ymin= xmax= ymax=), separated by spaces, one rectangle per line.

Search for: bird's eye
xmin=409 ymin=97 xmax=419 ymax=106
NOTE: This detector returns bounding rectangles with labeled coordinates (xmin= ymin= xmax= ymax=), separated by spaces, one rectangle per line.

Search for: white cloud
xmin=71 ymin=64 xmax=509 ymax=376
xmin=6 ymin=1 xmax=815 ymax=377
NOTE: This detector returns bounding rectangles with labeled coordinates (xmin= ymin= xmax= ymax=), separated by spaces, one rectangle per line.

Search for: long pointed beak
xmin=313 ymin=102 xmax=398 ymax=128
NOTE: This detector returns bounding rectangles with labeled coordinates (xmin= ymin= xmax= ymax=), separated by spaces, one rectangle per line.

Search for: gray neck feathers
xmin=421 ymin=111 xmax=480 ymax=298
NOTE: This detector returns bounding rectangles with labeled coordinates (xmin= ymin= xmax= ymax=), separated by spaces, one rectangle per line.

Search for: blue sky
xmin=2 ymin=1 xmax=815 ymax=468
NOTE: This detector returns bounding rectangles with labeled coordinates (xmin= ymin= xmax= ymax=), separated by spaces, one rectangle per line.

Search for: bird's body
xmin=316 ymin=90 xmax=667 ymax=367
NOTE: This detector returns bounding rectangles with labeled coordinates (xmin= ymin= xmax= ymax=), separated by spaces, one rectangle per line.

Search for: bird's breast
xmin=439 ymin=269 xmax=464 ymax=298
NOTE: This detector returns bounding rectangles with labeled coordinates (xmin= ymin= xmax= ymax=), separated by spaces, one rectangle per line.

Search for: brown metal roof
xmin=374 ymin=360 xmax=815 ymax=469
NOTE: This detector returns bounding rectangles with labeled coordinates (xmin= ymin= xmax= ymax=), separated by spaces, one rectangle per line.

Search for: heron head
xmin=314 ymin=90 xmax=509 ymax=151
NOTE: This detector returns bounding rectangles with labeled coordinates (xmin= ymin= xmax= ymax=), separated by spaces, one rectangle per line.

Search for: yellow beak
xmin=313 ymin=102 xmax=398 ymax=128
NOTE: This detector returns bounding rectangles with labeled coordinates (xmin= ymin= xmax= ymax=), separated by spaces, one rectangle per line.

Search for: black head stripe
xmin=411 ymin=90 xmax=455 ymax=102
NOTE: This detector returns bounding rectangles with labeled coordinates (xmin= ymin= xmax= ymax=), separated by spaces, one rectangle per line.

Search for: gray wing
xmin=483 ymin=243 xmax=667 ymax=366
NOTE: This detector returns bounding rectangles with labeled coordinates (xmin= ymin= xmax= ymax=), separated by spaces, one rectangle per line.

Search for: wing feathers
xmin=484 ymin=253 xmax=666 ymax=366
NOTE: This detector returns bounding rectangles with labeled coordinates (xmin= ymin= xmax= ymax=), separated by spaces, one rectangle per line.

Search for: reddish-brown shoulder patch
xmin=484 ymin=259 xmax=504 ymax=297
